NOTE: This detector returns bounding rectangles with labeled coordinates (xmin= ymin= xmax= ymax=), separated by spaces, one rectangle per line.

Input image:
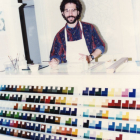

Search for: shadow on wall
xmin=18 ymin=4 xmax=33 ymax=64
xmin=80 ymin=0 xmax=108 ymax=62
xmin=18 ymin=0 xmax=33 ymax=64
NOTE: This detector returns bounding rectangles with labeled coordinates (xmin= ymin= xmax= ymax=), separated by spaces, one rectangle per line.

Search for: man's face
xmin=62 ymin=3 xmax=79 ymax=24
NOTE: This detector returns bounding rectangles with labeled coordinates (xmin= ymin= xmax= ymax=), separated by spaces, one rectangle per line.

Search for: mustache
xmin=67 ymin=16 xmax=76 ymax=18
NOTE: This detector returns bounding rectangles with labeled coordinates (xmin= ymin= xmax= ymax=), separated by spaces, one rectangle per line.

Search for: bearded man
xmin=49 ymin=0 xmax=105 ymax=67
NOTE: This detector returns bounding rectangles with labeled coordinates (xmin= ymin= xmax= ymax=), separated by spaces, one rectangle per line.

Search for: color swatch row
xmin=45 ymin=116 xmax=77 ymax=126
xmin=0 ymin=109 xmax=77 ymax=122
xmin=0 ymin=85 xmax=74 ymax=95
xmin=46 ymin=125 xmax=78 ymax=137
xmin=0 ymin=94 xmax=78 ymax=106
xmin=82 ymin=130 xmax=140 ymax=140
xmin=0 ymin=119 xmax=78 ymax=138
xmin=11 ymin=103 xmax=77 ymax=116
xmin=0 ymin=115 xmax=77 ymax=127
xmin=83 ymin=131 xmax=123 ymax=140
xmin=82 ymin=108 xmax=140 ymax=122
xmin=82 ymin=119 xmax=140 ymax=134
xmin=82 ymin=88 xmax=137 ymax=97
xmin=83 ymin=98 xmax=140 ymax=109
xmin=0 ymin=118 xmax=46 ymax=132
xmin=0 ymin=127 xmax=46 ymax=140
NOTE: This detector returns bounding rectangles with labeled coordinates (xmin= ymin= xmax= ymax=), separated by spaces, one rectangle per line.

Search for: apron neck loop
xmin=65 ymin=21 xmax=84 ymax=42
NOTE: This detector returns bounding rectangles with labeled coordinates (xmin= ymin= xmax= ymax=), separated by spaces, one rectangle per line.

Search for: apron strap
xmin=65 ymin=21 xmax=85 ymax=43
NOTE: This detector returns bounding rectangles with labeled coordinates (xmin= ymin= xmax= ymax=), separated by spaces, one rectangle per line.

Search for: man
xmin=49 ymin=0 xmax=105 ymax=67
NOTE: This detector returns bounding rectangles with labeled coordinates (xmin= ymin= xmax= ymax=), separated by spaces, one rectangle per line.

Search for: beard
xmin=63 ymin=15 xmax=79 ymax=24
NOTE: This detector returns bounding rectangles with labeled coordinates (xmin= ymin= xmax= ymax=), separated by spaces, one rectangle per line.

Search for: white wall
xmin=82 ymin=0 xmax=137 ymax=61
xmin=0 ymin=0 xmax=25 ymax=65
xmin=132 ymin=0 xmax=140 ymax=60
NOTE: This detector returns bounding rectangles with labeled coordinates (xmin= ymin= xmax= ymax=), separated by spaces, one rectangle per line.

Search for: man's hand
xmin=49 ymin=58 xmax=59 ymax=68
xmin=79 ymin=53 xmax=91 ymax=63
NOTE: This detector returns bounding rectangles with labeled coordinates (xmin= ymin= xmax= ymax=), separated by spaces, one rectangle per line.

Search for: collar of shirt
xmin=65 ymin=21 xmax=81 ymax=34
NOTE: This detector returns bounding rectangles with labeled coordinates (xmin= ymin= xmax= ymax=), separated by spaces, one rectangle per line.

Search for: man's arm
xmin=89 ymin=25 xmax=105 ymax=62
xmin=50 ymin=32 xmax=65 ymax=67
xmin=50 ymin=34 xmax=63 ymax=64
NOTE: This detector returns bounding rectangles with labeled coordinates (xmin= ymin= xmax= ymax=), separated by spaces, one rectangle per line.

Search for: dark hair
xmin=60 ymin=0 xmax=82 ymax=20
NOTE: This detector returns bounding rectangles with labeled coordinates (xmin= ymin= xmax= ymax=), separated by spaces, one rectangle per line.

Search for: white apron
xmin=65 ymin=21 xmax=89 ymax=63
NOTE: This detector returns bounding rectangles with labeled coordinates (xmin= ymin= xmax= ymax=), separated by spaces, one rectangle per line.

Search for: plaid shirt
xmin=50 ymin=21 xmax=105 ymax=63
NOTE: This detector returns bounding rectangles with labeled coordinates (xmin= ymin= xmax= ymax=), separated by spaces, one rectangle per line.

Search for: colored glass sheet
xmin=68 ymin=87 xmax=74 ymax=95
xmin=84 ymin=130 xmax=90 ymax=139
xmin=114 ymin=100 xmax=121 ymax=108
xmin=24 ymin=86 xmax=29 ymax=92
xmin=62 ymin=87 xmax=68 ymax=94
xmin=122 ymin=100 xmax=129 ymax=109
xmin=102 ymin=110 xmax=109 ymax=119
xmin=52 ymin=87 xmax=57 ymax=93
xmin=115 ymin=89 xmax=122 ymax=97
xmin=2 ymin=85 xmax=6 ymax=91
xmin=71 ymin=108 xmax=77 ymax=116
xmin=55 ymin=97 xmax=61 ymax=104
xmin=21 ymin=86 xmax=25 ymax=92
xmin=37 ymin=86 xmax=43 ymax=93
xmin=29 ymin=86 xmax=34 ymax=92
xmin=47 ymin=87 xmax=52 ymax=93
xmin=130 ymin=124 xmax=137 ymax=133
xmin=54 ymin=116 xmax=61 ymax=124
xmin=122 ymin=124 xmax=129 ymax=132
xmin=129 ymin=101 xmax=136 ymax=109
xmin=72 ymin=119 xmax=77 ymax=126
xmin=71 ymin=129 xmax=78 ymax=137
xmin=95 ymin=88 xmax=101 ymax=96
xmin=83 ymin=120 xmax=89 ymax=128
xmin=89 ymin=88 xmax=95 ymax=96
xmin=122 ymin=89 xmax=129 ymax=97
xmin=101 ymin=88 xmax=108 ymax=96
xmin=116 ymin=112 xmax=122 ymax=121
xmin=33 ymin=86 xmax=38 ymax=92
xmin=89 ymin=120 xmax=95 ymax=128
xmin=116 ymin=123 xmax=122 ymax=131
xmin=116 ymin=134 xmax=123 ymax=140
xmin=108 ymin=122 xmax=115 ymax=131
xmin=96 ymin=110 xmax=102 ymax=118
xmin=95 ymin=121 xmax=102 ymax=129
xmin=61 ymin=97 xmax=66 ymax=105
xmin=96 ymin=132 xmax=103 ymax=140
xmin=5 ymin=85 xmax=10 ymax=91
xmin=102 ymin=99 xmax=108 ymax=108
xmin=83 ymin=109 xmax=89 ymax=117
xmin=83 ymin=88 xmax=89 ymax=96
xmin=40 ymin=96 xmax=46 ymax=103
xmin=35 ymin=96 xmax=40 ymax=103
xmin=16 ymin=86 xmax=21 ymax=92
xmin=108 ymin=100 xmax=115 ymax=108
xmin=72 ymin=98 xmax=78 ymax=106
xmin=129 ymin=89 xmax=136 ymax=97
xmin=65 ymin=118 xmax=71 ymax=125
xmin=57 ymin=87 xmax=63 ymax=94
xmin=90 ymin=131 xmax=96 ymax=139
xmin=89 ymin=99 xmax=95 ymax=107
xmin=43 ymin=86 xmax=48 ymax=93
xmin=5 ymin=94 xmax=10 ymax=100
xmin=122 ymin=112 xmax=129 ymax=120
xmin=50 ymin=97 xmax=56 ymax=104
xmin=45 ymin=96 xmax=51 ymax=104
xmin=108 ymin=88 xmax=114 ymax=97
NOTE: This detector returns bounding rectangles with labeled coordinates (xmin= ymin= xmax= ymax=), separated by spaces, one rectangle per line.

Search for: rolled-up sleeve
xmin=50 ymin=34 xmax=63 ymax=64
xmin=92 ymin=26 xmax=105 ymax=54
